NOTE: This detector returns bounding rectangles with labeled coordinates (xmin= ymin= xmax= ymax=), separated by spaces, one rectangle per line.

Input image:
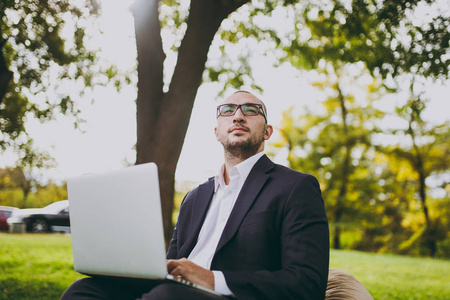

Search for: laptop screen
xmin=67 ymin=163 xmax=168 ymax=279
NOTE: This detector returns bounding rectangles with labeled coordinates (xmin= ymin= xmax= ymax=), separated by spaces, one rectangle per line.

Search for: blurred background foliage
xmin=1 ymin=0 xmax=449 ymax=260
xmin=0 ymin=0 xmax=128 ymax=170
xmin=0 ymin=167 xmax=67 ymax=209
xmin=268 ymin=60 xmax=450 ymax=258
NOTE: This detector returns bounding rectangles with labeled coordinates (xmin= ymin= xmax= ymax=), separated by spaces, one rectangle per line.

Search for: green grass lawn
xmin=0 ymin=233 xmax=85 ymax=299
xmin=329 ymin=250 xmax=450 ymax=300
xmin=1 ymin=233 xmax=449 ymax=300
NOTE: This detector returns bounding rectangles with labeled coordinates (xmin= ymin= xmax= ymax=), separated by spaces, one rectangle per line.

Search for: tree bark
xmin=0 ymin=42 xmax=13 ymax=104
xmin=132 ymin=0 xmax=249 ymax=245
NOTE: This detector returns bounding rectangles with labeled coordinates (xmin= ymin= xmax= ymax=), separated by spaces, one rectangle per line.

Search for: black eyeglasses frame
xmin=216 ymin=103 xmax=267 ymax=123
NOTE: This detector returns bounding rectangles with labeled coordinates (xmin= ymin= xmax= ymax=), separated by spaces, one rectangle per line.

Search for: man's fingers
xmin=166 ymin=259 xmax=182 ymax=274
xmin=165 ymin=259 xmax=214 ymax=290
xmin=167 ymin=259 xmax=190 ymax=275
xmin=169 ymin=265 xmax=183 ymax=277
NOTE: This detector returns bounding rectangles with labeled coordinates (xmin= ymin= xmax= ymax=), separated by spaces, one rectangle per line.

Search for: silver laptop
xmin=67 ymin=162 xmax=220 ymax=296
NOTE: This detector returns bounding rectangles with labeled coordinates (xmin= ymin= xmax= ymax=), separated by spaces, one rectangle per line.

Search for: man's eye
xmin=222 ymin=106 xmax=236 ymax=114
xmin=243 ymin=105 xmax=258 ymax=114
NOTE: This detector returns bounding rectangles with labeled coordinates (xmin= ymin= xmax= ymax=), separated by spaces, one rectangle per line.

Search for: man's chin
xmin=224 ymin=140 xmax=262 ymax=159
xmin=226 ymin=139 xmax=249 ymax=148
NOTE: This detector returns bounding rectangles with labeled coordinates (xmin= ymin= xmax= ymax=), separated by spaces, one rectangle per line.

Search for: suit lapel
xmin=215 ymin=155 xmax=274 ymax=254
xmin=178 ymin=179 xmax=215 ymax=258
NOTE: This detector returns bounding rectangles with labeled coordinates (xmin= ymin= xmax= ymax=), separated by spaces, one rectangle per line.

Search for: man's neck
xmin=222 ymin=151 xmax=263 ymax=185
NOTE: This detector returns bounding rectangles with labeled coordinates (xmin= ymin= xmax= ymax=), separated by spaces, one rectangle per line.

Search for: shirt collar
xmin=214 ymin=152 xmax=265 ymax=192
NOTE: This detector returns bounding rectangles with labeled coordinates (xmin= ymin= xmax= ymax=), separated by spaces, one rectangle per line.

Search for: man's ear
xmin=264 ymin=124 xmax=273 ymax=140
xmin=214 ymin=127 xmax=219 ymax=140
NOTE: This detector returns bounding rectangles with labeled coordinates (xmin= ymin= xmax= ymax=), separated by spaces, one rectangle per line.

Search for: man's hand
xmin=167 ymin=258 xmax=214 ymax=290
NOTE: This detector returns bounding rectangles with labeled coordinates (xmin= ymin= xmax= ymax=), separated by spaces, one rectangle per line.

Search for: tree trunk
xmin=132 ymin=0 xmax=249 ymax=245
xmin=0 ymin=41 xmax=13 ymax=104
xmin=332 ymin=83 xmax=351 ymax=250
xmin=408 ymin=113 xmax=436 ymax=256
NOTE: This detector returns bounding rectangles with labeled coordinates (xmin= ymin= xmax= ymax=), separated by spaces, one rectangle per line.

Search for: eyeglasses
xmin=216 ymin=103 xmax=267 ymax=123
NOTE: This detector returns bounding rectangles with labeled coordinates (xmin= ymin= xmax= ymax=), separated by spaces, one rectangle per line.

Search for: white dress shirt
xmin=188 ymin=152 xmax=265 ymax=295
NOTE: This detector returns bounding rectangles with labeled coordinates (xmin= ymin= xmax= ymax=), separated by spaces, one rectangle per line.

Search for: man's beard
xmin=223 ymin=127 xmax=266 ymax=160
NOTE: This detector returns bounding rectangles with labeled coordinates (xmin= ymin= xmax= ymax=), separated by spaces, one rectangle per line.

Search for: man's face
xmin=215 ymin=92 xmax=273 ymax=159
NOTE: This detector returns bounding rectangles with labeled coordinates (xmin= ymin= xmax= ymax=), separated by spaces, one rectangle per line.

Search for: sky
xmin=3 ymin=0 xmax=450 ymax=187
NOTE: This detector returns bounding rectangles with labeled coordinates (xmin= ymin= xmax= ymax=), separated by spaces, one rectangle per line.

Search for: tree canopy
xmin=0 ymin=0 xmax=121 ymax=166
xmin=273 ymin=57 xmax=449 ymax=256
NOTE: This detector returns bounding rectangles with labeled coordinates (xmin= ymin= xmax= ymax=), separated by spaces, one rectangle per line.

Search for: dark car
xmin=7 ymin=200 xmax=70 ymax=233
xmin=0 ymin=206 xmax=17 ymax=231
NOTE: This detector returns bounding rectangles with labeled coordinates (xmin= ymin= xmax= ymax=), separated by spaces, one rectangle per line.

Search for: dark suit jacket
xmin=167 ymin=155 xmax=329 ymax=300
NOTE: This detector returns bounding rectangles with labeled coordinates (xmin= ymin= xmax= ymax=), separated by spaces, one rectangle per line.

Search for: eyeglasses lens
xmin=241 ymin=105 xmax=259 ymax=115
xmin=219 ymin=104 xmax=260 ymax=116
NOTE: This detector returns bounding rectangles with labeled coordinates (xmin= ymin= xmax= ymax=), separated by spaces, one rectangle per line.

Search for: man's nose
xmin=232 ymin=107 xmax=246 ymax=122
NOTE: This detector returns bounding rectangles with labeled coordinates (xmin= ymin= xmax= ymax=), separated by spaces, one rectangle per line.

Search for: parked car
xmin=7 ymin=200 xmax=70 ymax=233
xmin=0 ymin=206 xmax=17 ymax=231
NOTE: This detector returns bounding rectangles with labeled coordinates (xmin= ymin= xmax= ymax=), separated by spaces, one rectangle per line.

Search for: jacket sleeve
xmin=223 ymin=175 xmax=330 ymax=300
xmin=166 ymin=191 xmax=190 ymax=259
xmin=166 ymin=224 xmax=178 ymax=259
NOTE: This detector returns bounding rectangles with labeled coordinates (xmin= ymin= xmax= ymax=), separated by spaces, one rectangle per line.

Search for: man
xmin=62 ymin=91 xmax=329 ymax=300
